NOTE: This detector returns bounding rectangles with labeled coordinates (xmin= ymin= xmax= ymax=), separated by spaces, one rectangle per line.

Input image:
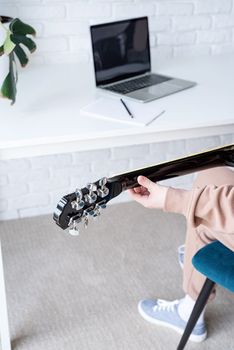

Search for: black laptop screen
xmin=90 ymin=17 xmax=151 ymax=86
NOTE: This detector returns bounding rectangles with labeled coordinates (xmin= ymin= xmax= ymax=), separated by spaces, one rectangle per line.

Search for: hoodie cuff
xmin=163 ymin=187 xmax=192 ymax=216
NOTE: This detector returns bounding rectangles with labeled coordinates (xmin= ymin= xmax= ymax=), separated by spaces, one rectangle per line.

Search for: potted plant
xmin=0 ymin=16 xmax=36 ymax=104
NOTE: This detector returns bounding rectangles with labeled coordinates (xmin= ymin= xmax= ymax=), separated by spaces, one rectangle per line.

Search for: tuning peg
xmin=99 ymin=203 xmax=106 ymax=209
xmin=97 ymin=177 xmax=109 ymax=198
xmin=87 ymin=183 xmax=97 ymax=192
xmin=82 ymin=210 xmax=89 ymax=229
xmin=93 ymin=205 xmax=101 ymax=219
xmin=71 ymin=188 xmax=85 ymax=210
xmin=71 ymin=200 xmax=85 ymax=210
xmin=68 ymin=220 xmax=80 ymax=236
xmin=99 ymin=177 xmax=107 ymax=187
xmin=69 ymin=226 xmax=80 ymax=236
xmin=84 ymin=183 xmax=97 ymax=204
xmin=75 ymin=189 xmax=83 ymax=201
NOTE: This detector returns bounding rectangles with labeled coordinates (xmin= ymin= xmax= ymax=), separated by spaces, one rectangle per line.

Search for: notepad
xmin=80 ymin=96 xmax=165 ymax=126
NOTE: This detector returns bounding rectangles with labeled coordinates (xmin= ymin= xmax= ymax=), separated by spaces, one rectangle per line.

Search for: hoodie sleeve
xmin=163 ymin=185 xmax=234 ymax=234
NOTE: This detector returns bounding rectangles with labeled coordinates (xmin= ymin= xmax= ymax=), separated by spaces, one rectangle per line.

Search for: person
xmin=128 ymin=166 xmax=234 ymax=342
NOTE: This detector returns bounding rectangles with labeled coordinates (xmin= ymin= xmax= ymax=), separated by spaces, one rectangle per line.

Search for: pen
xmin=120 ymin=98 xmax=134 ymax=118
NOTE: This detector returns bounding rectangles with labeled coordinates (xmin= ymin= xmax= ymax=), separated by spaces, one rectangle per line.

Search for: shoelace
xmin=153 ymin=299 xmax=180 ymax=312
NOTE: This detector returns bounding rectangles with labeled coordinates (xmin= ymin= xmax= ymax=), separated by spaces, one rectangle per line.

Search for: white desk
xmin=0 ymin=54 xmax=234 ymax=349
xmin=0 ymin=53 xmax=234 ymax=160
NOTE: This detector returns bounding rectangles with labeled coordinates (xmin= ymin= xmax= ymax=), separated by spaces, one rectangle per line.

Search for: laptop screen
xmin=90 ymin=17 xmax=151 ymax=86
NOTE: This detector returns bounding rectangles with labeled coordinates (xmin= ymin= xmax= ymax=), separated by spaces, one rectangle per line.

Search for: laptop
xmin=90 ymin=17 xmax=196 ymax=103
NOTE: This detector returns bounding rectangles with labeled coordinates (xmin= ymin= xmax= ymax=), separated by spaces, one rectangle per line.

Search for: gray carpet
xmin=0 ymin=201 xmax=234 ymax=350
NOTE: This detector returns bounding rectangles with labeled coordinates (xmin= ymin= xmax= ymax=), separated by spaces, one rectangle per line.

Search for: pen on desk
xmin=120 ymin=98 xmax=134 ymax=118
xmin=146 ymin=110 xmax=166 ymax=126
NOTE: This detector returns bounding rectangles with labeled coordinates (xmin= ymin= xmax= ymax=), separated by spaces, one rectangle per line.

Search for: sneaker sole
xmin=138 ymin=301 xmax=207 ymax=343
xmin=179 ymin=260 xmax=184 ymax=270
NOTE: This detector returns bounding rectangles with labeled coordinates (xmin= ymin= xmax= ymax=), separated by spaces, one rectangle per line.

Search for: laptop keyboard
xmin=104 ymin=74 xmax=171 ymax=94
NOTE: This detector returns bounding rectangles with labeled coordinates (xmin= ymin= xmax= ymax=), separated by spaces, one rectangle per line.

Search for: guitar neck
xmin=53 ymin=143 xmax=234 ymax=231
xmin=109 ymin=144 xmax=234 ymax=192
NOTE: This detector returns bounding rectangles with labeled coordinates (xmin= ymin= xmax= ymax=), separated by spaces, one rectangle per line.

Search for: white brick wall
xmin=2 ymin=0 xmax=234 ymax=65
xmin=196 ymin=0 xmax=232 ymax=14
xmin=1 ymin=1 xmax=234 ymax=221
xmin=0 ymin=135 xmax=233 ymax=221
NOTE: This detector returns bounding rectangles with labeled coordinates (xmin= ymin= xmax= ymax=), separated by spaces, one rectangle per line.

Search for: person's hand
xmin=128 ymin=175 xmax=168 ymax=209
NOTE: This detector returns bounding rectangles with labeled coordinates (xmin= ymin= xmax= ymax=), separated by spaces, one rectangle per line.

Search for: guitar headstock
xmin=53 ymin=177 xmax=122 ymax=235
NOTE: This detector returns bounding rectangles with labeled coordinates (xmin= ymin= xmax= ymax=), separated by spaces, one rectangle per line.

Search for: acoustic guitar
xmin=53 ymin=143 xmax=234 ymax=235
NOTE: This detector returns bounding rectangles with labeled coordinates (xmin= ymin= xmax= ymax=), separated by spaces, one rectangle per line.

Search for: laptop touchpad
xmin=127 ymin=81 xmax=182 ymax=100
xmin=147 ymin=82 xmax=182 ymax=95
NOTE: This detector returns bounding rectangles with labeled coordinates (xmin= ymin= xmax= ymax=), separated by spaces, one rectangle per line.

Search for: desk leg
xmin=0 ymin=239 xmax=11 ymax=350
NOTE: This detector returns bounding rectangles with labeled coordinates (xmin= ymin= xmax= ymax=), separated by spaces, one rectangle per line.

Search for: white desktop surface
xmin=0 ymin=53 xmax=234 ymax=160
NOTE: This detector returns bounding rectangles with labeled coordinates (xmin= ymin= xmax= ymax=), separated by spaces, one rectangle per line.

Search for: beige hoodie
xmin=164 ymin=185 xmax=234 ymax=249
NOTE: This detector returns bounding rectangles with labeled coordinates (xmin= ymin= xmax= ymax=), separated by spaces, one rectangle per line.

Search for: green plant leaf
xmin=0 ymin=53 xmax=17 ymax=104
xmin=13 ymin=44 xmax=29 ymax=67
xmin=0 ymin=73 xmax=13 ymax=100
xmin=0 ymin=18 xmax=36 ymax=104
xmin=10 ymin=34 xmax=36 ymax=53
xmin=3 ymin=29 xmax=15 ymax=55
xmin=10 ymin=18 xmax=36 ymax=36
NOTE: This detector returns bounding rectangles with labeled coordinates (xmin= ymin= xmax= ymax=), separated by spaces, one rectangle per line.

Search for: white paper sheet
xmin=80 ymin=96 xmax=165 ymax=127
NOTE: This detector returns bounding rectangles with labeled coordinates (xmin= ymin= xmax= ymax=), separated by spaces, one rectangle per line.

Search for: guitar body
xmin=53 ymin=144 xmax=234 ymax=233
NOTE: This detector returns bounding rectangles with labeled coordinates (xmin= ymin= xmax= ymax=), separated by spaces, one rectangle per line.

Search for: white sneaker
xmin=138 ymin=299 xmax=207 ymax=343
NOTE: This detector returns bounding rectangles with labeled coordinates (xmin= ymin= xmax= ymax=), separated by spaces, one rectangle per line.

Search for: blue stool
xmin=177 ymin=241 xmax=234 ymax=350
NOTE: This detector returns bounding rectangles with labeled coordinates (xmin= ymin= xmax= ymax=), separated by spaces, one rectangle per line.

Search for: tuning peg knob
xmin=75 ymin=189 xmax=83 ymax=200
xmin=84 ymin=193 xmax=97 ymax=204
xmin=98 ymin=177 xmax=107 ymax=187
xmin=68 ymin=220 xmax=80 ymax=236
xmin=87 ymin=183 xmax=97 ymax=192
xmin=71 ymin=199 xmax=85 ymax=210
xmin=69 ymin=226 xmax=80 ymax=236
xmin=97 ymin=177 xmax=109 ymax=198
xmin=97 ymin=188 xmax=109 ymax=198
xmin=71 ymin=188 xmax=85 ymax=210
xmin=84 ymin=183 xmax=97 ymax=204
